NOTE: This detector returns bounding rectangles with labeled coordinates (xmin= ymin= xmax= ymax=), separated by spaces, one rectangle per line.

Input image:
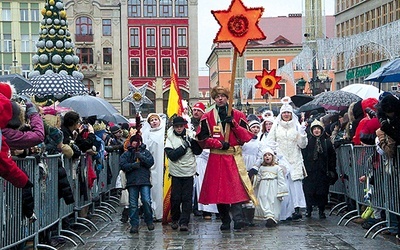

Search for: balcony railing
xmin=75 ymin=34 xmax=94 ymax=43
xmin=76 ymin=63 xmax=97 ymax=77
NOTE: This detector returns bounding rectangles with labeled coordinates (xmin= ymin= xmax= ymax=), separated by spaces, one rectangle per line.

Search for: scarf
xmin=313 ymin=137 xmax=323 ymax=161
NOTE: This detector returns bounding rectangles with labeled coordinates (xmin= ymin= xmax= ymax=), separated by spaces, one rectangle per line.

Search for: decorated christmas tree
xmin=29 ymin=0 xmax=83 ymax=80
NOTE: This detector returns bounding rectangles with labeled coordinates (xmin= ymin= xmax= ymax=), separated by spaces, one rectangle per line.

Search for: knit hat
xmin=0 ymin=93 xmax=12 ymax=128
xmin=192 ymin=102 xmax=206 ymax=113
xmin=48 ymin=127 xmax=63 ymax=144
xmin=248 ymin=120 xmax=260 ymax=129
xmin=262 ymin=110 xmax=274 ymax=120
xmin=262 ymin=147 xmax=275 ymax=156
xmin=93 ymin=121 xmax=106 ymax=131
xmin=211 ymin=86 xmax=230 ymax=99
xmin=129 ymin=133 xmax=142 ymax=144
xmin=280 ymin=103 xmax=293 ymax=113
xmin=310 ymin=119 xmax=324 ymax=133
xmin=380 ymin=94 xmax=400 ymax=114
xmin=172 ymin=116 xmax=188 ymax=126
xmin=110 ymin=125 xmax=121 ymax=134
xmin=361 ymin=97 xmax=378 ymax=113
xmin=0 ymin=81 xmax=15 ymax=99
xmin=147 ymin=113 xmax=161 ymax=123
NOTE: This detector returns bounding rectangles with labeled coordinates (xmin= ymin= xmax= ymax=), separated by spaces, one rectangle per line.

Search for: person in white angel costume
xmin=142 ymin=113 xmax=167 ymax=221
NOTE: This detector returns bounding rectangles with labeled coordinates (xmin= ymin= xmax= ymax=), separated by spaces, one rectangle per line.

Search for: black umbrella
xmin=305 ymin=90 xmax=361 ymax=111
xmin=23 ymin=73 xmax=87 ymax=102
xmin=298 ymin=103 xmax=326 ymax=113
xmin=0 ymin=74 xmax=32 ymax=93
xmin=290 ymin=94 xmax=314 ymax=107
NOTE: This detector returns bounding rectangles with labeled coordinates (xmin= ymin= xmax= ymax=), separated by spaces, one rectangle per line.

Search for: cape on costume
xmin=142 ymin=114 xmax=166 ymax=220
xmin=197 ymin=108 xmax=255 ymax=205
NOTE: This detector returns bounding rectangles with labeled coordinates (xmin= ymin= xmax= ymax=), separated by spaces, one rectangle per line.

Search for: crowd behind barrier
xmin=329 ymin=144 xmax=400 ymax=239
xmin=1 ymin=145 xmax=400 ymax=248
xmin=1 ymin=150 xmax=121 ymax=249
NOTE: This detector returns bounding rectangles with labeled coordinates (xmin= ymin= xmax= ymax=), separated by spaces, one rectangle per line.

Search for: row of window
xmin=130 ymin=57 xmax=187 ymax=77
xmin=0 ymin=34 xmax=39 ymax=53
xmin=129 ymin=27 xmax=187 ymax=48
xmin=128 ymin=0 xmax=188 ymax=18
xmin=2 ymin=8 xmax=40 ymax=22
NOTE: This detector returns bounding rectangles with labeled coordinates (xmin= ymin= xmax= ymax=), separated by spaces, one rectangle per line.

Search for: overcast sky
xmin=198 ymin=0 xmax=335 ymax=75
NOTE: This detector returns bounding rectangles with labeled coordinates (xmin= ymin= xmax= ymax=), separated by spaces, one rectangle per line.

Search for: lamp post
xmin=296 ymin=77 xmax=307 ymax=94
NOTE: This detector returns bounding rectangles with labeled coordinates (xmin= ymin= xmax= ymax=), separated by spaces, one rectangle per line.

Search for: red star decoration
xmin=212 ymin=0 xmax=266 ymax=56
xmin=255 ymin=69 xmax=282 ymax=96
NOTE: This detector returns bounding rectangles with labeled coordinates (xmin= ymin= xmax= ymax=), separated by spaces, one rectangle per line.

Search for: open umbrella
xmin=0 ymin=74 xmax=32 ymax=93
xmin=58 ymin=95 xmax=118 ymax=118
xmin=341 ymin=84 xmax=383 ymax=99
xmin=290 ymin=94 xmax=314 ymax=107
xmin=23 ymin=73 xmax=87 ymax=101
xmin=98 ymin=113 xmax=129 ymax=124
xmin=298 ymin=104 xmax=326 ymax=113
xmin=365 ymin=58 xmax=400 ymax=90
xmin=304 ymin=90 xmax=362 ymax=111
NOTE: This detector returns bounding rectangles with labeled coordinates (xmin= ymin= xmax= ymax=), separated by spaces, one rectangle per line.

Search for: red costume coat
xmin=197 ymin=108 xmax=253 ymax=204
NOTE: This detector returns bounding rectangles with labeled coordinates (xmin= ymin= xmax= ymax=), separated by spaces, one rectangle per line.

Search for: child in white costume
xmin=254 ymin=147 xmax=288 ymax=227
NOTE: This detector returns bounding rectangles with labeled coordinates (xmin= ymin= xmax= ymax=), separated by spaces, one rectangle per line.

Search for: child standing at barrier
xmin=119 ymin=133 xmax=155 ymax=234
xmin=253 ymin=147 xmax=288 ymax=227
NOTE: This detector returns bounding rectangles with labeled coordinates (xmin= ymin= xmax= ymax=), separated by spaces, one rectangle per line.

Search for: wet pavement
xmin=58 ymin=208 xmax=400 ymax=250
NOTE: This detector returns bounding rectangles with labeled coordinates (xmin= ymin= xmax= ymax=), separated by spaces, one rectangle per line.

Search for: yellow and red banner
xmin=163 ymin=62 xmax=184 ymax=224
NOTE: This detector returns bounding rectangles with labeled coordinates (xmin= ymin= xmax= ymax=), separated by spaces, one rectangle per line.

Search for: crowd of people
xmin=1 ymin=80 xmax=400 ymax=240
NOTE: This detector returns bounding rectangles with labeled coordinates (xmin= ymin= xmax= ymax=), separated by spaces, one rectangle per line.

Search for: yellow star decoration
xmin=255 ymin=69 xmax=282 ymax=96
xmin=212 ymin=0 xmax=266 ymax=56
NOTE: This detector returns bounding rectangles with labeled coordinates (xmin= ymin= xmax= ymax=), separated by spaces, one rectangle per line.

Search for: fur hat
xmin=211 ymin=86 xmax=230 ymax=99
xmin=0 ymin=93 xmax=12 ymax=128
xmin=248 ymin=120 xmax=261 ymax=129
xmin=192 ymin=102 xmax=206 ymax=113
xmin=0 ymin=81 xmax=15 ymax=99
xmin=147 ymin=113 xmax=161 ymax=123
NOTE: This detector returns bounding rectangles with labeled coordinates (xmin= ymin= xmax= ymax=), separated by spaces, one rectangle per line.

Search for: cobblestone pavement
xmin=58 ymin=208 xmax=400 ymax=250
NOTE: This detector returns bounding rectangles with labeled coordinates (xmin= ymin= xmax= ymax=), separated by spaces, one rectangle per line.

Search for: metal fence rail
xmin=2 ymin=144 xmax=399 ymax=247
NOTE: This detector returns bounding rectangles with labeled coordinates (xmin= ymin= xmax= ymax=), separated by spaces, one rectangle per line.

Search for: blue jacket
xmin=119 ymin=144 xmax=154 ymax=187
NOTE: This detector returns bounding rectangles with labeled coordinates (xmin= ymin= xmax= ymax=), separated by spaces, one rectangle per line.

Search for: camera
xmin=365 ymin=107 xmax=376 ymax=118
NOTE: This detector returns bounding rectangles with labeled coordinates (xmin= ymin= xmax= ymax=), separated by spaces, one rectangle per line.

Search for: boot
xmin=318 ymin=205 xmax=326 ymax=219
xmin=120 ymin=207 xmax=129 ymax=223
xmin=305 ymin=206 xmax=312 ymax=218
xmin=291 ymin=207 xmax=302 ymax=222
xmin=247 ymin=208 xmax=256 ymax=226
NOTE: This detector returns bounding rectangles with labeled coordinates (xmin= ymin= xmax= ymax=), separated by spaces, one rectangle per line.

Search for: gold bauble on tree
xmin=60 ymin=10 xmax=66 ymax=18
xmin=41 ymin=8 xmax=46 ymax=15
xmin=49 ymin=0 xmax=55 ymax=5
xmin=46 ymin=10 xmax=53 ymax=17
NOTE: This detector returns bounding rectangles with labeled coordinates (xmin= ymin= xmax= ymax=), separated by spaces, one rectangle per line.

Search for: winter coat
xmin=3 ymin=112 xmax=45 ymax=150
xmin=119 ymin=144 xmax=154 ymax=187
xmin=302 ymin=134 xmax=336 ymax=205
xmin=165 ymin=127 xmax=201 ymax=177
xmin=266 ymin=119 xmax=308 ymax=181
xmin=58 ymin=159 xmax=74 ymax=205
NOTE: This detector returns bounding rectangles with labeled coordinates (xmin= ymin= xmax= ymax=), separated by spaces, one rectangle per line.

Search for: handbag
xmin=326 ymin=170 xmax=338 ymax=185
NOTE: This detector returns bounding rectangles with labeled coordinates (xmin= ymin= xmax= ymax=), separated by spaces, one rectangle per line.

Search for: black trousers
xmin=217 ymin=203 xmax=243 ymax=224
xmin=170 ymin=176 xmax=193 ymax=226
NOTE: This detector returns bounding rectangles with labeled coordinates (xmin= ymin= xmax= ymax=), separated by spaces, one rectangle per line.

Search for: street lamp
xmin=322 ymin=76 xmax=332 ymax=91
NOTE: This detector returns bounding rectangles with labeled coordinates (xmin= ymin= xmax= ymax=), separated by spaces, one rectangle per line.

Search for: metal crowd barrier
xmin=1 ymin=156 xmax=38 ymax=249
xmin=1 ymin=149 xmax=122 ymax=249
xmin=331 ymin=144 xmax=400 ymax=239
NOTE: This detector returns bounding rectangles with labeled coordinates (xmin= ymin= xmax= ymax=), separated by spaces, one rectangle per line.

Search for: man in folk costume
xmin=197 ymin=86 xmax=256 ymax=230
